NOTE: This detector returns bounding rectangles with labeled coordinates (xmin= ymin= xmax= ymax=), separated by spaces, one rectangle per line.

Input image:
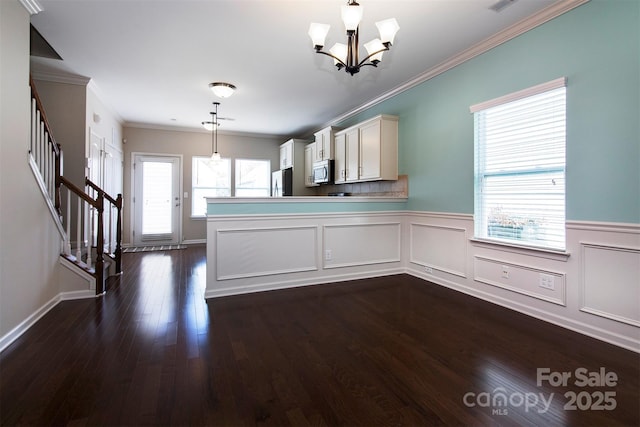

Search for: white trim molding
xmin=469 ymin=77 xmax=567 ymax=113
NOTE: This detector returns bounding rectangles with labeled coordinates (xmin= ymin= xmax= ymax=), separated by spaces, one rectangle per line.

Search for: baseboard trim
xmin=0 ymin=290 xmax=96 ymax=354
xmin=205 ymin=267 xmax=404 ymax=299
xmin=181 ymin=239 xmax=206 ymax=245
xmin=0 ymin=294 xmax=60 ymax=353
xmin=405 ymin=267 xmax=640 ymax=354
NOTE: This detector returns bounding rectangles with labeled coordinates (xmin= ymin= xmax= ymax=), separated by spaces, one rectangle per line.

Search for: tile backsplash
xmin=315 ymin=175 xmax=408 ymax=198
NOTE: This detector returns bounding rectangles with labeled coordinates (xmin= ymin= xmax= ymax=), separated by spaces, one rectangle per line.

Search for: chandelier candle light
xmin=202 ymin=102 xmax=221 ymax=160
xmin=309 ymin=0 xmax=399 ymax=75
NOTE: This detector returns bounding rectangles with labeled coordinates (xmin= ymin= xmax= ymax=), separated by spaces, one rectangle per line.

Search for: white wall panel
xmin=581 ymin=243 xmax=640 ymax=327
xmin=474 ymin=256 xmax=566 ymax=306
xmin=216 ymin=225 xmax=318 ymax=280
xmin=323 ymin=222 xmax=401 ymax=268
xmin=409 ymin=223 xmax=467 ymax=277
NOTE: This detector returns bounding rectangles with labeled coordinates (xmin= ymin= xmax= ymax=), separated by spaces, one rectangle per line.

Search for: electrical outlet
xmin=425 ymin=266 xmax=433 ymax=274
xmin=325 ymin=249 xmax=332 ymax=261
xmin=501 ymin=266 xmax=510 ymax=279
xmin=539 ymin=273 xmax=555 ymax=290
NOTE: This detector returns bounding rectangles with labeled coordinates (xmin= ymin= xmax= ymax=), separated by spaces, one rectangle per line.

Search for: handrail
xmin=59 ymin=176 xmax=98 ymax=208
xmin=85 ymin=178 xmax=119 ymax=206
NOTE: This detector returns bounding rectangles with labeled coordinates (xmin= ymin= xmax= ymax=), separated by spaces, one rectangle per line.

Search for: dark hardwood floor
xmin=1 ymin=246 xmax=638 ymax=426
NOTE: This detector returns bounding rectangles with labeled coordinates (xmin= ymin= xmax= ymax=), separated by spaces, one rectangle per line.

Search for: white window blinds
xmin=472 ymin=78 xmax=567 ymax=250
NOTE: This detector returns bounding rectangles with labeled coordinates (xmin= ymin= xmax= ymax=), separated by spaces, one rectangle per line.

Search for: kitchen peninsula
xmin=205 ymin=191 xmax=408 ymax=299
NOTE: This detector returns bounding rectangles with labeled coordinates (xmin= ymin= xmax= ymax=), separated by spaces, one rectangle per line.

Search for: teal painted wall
xmin=337 ymin=0 xmax=639 ymax=223
xmin=207 ymin=200 xmax=407 ymax=216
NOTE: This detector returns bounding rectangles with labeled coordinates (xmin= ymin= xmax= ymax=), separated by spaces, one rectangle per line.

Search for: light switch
xmin=183 ymin=192 xmax=189 ymax=198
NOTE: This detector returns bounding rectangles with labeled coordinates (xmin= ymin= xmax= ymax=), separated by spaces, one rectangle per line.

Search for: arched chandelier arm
xmin=357 ymin=42 xmax=391 ymax=68
xmin=314 ymin=48 xmax=349 ymax=70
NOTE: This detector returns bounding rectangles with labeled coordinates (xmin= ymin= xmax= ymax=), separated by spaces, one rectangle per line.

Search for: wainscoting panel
xmin=216 ymin=225 xmax=318 ymax=280
xmin=580 ymin=243 xmax=640 ymax=327
xmin=323 ymin=222 xmax=401 ymax=269
xmin=409 ymin=222 xmax=467 ymax=277
xmin=474 ymin=256 xmax=566 ymax=306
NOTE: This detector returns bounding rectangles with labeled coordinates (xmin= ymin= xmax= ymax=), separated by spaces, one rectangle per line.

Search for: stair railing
xmin=30 ymin=75 xmax=123 ymax=295
xmin=57 ymin=176 xmax=105 ymax=294
xmin=86 ymin=178 xmax=123 ymax=274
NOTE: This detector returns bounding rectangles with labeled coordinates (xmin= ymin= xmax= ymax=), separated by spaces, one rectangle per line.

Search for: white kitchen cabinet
xmin=333 ymin=128 xmax=359 ymax=183
xmin=278 ymin=138 xmax=313 ymax=195
xmin=304 ymin=143 xmax=318 ymax=187
xmin=334 ymin=115 xmax=398 ymax=183
xmin=279 ymin=139 xmax=294 ymax=169
xmin=313 ymin=126 xmax=338 ymax=161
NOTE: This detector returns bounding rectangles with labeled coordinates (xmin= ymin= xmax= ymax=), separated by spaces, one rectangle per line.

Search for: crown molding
xmin=329 ymin=0 xmax=590 ymax=126
xmin=124 ymin=122 xmax=285 ymax=141
xmin=30 ymin=70 xmax=91 ymax=86
xmin=19 ymin=0 xmax=43 ymax=15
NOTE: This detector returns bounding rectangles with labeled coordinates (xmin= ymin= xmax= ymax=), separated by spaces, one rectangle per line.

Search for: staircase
xmin=29 ymin=76 xmax=122 ymax=294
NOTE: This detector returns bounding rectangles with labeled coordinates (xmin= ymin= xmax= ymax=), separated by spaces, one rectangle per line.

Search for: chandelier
xmin=308 ymin=0 xmax=399 ymax=76
xmin=202 ymin=102 xmax=221 ymax=160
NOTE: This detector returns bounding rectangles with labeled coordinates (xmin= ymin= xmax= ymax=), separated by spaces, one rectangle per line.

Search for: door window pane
xmin=142 ymin=161 xmax=172 ymax=234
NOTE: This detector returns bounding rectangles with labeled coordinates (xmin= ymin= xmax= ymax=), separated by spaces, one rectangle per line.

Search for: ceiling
xmin=30 ymin=0 xmax=560 ymax=139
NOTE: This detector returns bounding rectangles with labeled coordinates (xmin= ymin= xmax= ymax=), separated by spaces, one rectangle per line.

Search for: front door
xmin=132 ymin=154 xmax=181 ymax=246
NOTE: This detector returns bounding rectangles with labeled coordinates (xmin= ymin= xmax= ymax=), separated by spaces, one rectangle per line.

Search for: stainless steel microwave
xmin=312 ymin=160 xmax=334 ymax=184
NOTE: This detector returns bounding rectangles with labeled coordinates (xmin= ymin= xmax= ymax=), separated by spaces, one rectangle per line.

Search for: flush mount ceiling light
xmin=309 ymin=0 xmax=399 ymax=76
xmin=201 ymin=102 xmax=221 ymax=160
xmin=209 ymin=82 xmax=236 ymax=98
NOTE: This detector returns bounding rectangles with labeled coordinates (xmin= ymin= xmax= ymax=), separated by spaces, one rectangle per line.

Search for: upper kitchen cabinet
xmin=279 ymin=139 xmax=294 ymax=169
xmin=279 ymin=138 xmax=313 ymax=195
xmin=304 ymin=142 xmax=318 ymax=187
xmin=334 ymin=115 xmax=398 ymax=183
xmin=334 ymin=127 xmax=360 ymax=184
xmin=313 ymin=126 xmax=339 ymax=162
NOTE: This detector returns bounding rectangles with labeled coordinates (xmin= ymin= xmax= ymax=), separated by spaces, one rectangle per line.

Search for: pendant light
xmin=201 ymin=102 xmax=221 ymax=160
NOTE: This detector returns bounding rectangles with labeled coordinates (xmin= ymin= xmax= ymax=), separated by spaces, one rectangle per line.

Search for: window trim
xmin=470 ymin=77 xmax=566 ymax=113
xmin=472 ymin=77 xmax=568 ymax=251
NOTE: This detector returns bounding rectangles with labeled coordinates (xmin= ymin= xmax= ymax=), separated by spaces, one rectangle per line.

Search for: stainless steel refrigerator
xmin=271 ymin=167 xmax=293 ymax=197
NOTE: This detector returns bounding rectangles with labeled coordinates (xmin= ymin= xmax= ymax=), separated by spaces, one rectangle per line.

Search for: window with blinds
xmin=471 ymin=78 xmax=567 ymax=250
xmin=192 ymin=156 xmax=231 ymax=217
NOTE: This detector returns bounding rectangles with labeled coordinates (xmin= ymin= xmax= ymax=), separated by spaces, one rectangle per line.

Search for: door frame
xmin=130 ymin=152 xmax=183 ymax=246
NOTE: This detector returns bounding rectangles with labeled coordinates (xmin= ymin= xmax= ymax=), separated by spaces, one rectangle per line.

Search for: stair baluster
xmin=75 ymin=197 xmax=82 ymax=261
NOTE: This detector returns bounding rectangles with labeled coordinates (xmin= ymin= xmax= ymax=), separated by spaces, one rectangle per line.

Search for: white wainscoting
xmin=206 ymin=213 xmax=404 ymax=299
xmin=580 ymin=243 xmax=640 ymax=327
xmin=216 ymin=225 xmax=318 ymax=280
xmin=206 ymin=210 xmax=640 ymax=352
xmin=403 ymin=213 xmax=639 ymax=352
xmin=474 ymin=256 xmax=566 ymax=306
xmin=323 ymin=222 xmax=401 ymax=269
xmin=409 ymin=222 xmax=467 ymax=277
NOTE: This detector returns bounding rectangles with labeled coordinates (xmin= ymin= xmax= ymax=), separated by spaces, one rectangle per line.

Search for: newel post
xmin=115 ymin=193 xmax=122 ymax=274
xmin=95 ymin=192 xmax=105 ymax=295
